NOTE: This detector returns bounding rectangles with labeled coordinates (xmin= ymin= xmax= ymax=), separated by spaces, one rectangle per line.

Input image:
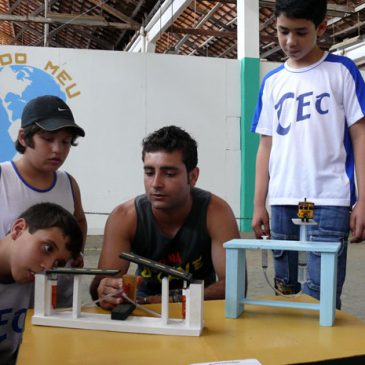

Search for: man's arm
xmin=89 ymin=199 xmax=137 ymax=308
xmin=205 ymin=194 xmax=240 ymax=300
xmin=251 ymin=135 xmax=272 ymax=238
xmin=349 ymin=119 xmax=365 ymax=242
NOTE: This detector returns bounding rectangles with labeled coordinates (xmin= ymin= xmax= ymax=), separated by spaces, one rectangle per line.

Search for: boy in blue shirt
xmin=251 ymin=0 xmax=365 ymax=308
xmin=0 ymin=202 xmax=83 ymax=365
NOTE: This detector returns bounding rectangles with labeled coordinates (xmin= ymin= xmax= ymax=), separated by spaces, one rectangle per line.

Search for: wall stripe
xmin=240 ymin=57 xmax=260 ymax=231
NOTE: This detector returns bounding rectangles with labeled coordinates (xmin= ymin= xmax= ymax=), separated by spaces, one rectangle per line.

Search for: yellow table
xmin=18 ymin=298 xmax=365 ymax=365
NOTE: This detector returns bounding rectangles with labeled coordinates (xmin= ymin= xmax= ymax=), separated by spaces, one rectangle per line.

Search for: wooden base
xmin=32 ymin=311 xmax=202 ymax=336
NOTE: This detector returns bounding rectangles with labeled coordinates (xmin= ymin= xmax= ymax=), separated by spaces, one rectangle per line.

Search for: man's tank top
xmin=132 ymin=187 xmax=216 ymax=296
xmin=0 ymin=161 xmax=75 ymax=237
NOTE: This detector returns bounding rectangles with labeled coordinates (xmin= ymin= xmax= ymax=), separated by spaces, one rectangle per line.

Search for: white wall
xmin=259 ymin=60 xmax=281 ymax=78
xmin=0 ymin=46 xmax=241 ymax=234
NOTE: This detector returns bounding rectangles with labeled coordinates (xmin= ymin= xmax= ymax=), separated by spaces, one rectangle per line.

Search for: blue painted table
xmin=224 ymin=237 xmax=340 ymax=326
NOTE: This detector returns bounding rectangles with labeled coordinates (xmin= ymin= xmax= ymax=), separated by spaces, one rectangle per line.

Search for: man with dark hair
xmin=90 ymin=125 xmax=240 ymax=308
xmin=142 ymin=125 xmax=198 ymax=172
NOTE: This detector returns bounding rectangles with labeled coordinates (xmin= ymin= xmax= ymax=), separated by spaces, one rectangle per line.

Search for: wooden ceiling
xmin=1 ymin=0 xmax=365 ymax=63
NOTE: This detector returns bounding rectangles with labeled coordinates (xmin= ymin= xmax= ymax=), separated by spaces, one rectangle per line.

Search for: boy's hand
xmin=350 ymin=201 xmax=365 ymax=243
xmin=97 ymin=277 xmax=124 ymax=309
xmin=252 ymin=206 xmax=271 ymax=239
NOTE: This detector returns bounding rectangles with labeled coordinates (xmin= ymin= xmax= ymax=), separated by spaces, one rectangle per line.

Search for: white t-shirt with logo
xmin=251 ymin=52 xmax=365 ymax=207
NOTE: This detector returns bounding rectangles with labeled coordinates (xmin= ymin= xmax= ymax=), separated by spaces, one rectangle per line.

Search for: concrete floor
xmin=82 ymin=235 xmax=365 ymax=321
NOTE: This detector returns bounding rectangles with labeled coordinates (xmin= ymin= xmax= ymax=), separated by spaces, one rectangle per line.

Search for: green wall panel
xmin=240 ymin=57 xmax=260 ymax=231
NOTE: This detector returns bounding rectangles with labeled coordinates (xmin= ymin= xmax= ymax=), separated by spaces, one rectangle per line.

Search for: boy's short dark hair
xmin=15 ymin=125 xmax=79 ymax=154
xmin=142 ymin=125 xmax=198 ymax=172
xmin=275 ymin=0 xmax=327 ymax=28
xmin=18 ymin=202 xmax=83 ymax=259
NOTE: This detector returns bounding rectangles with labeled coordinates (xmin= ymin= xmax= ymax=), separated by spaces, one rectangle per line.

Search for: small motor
xmin=297 ymin=198 xmax=314 ymax=222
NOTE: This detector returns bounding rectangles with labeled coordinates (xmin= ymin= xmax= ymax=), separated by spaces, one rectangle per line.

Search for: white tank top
xmin=0 ymin=161 xmax=75 ymax=237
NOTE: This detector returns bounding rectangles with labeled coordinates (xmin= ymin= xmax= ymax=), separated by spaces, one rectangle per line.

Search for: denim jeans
xmin=271 ymin=205 xmax=350 ymax=309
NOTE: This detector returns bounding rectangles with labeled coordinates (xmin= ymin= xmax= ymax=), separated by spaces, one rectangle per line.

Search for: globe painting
xmin=0 ymin=65 xmax=66 ymax=162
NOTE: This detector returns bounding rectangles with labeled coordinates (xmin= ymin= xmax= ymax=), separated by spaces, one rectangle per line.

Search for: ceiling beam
xmin=180 ymin=38 xmax=206 ymax=56
xmin=12 ymin=0 xmax=59 ymax=43
xmin=114 ymin=0 xmax=145 ymax=49
xmin=184 ymin=15 xmax=236 ymax=55
xmin=0 ymin=13 xmax=140 ymax=30
xmin=71 ymin=28 xmax=115 ymax=49
xmin=13 ymin=22 xmax=63 ymax=47
xmin=127 ymin=0 xmax=192 ymax=52
xmin=168 ymin=26 xmax=236 ymax=38
xmin=8 ymin=0 xmax=23 ymax=14
xmin=174 ymin=2 xmax=222 ymax=51
xmin=260 ymin=14 xmax=275 ymax=31
xmin=87 ymin=0 xmax=140 ymax=27
xmin=331 ymin=19 xmax=365 ymax=39
xmin=260 ymin=44 xmax=281 ymax=58
xmin=6 ymin=0 xmax=16 ymax=38
xmin=217 ymin=40 xmax=237 ymax=57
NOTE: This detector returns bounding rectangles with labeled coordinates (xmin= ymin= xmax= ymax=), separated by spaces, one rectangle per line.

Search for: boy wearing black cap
xmin=0 ymin=95 xmax=87 ymax=307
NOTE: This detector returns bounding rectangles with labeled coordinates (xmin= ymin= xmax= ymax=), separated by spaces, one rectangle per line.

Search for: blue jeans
xmin=271 ymin=205 xmax=350 ymax=309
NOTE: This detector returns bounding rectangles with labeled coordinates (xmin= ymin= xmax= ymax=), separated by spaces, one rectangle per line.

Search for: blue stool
xmin=224 ymin=223 xmax=340 ymax=326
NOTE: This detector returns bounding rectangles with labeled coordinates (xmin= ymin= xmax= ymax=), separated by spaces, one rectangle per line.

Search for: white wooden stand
xmin=32 ymin=273 xmax=204 ymax=336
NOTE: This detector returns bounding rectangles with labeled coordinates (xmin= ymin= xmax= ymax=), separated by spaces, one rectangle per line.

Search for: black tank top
xmin=132 ymin=188 xmax=216 ymax=296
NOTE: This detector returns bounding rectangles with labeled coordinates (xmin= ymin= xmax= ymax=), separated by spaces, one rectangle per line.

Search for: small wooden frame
xmin=32 ymin=270 xmax=204 ymax=336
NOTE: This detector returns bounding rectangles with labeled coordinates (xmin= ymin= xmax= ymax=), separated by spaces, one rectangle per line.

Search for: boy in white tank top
xmin=0 ymin=95 xmax=87 ymax=307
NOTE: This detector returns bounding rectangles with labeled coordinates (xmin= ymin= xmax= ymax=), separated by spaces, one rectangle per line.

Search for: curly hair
xmin=142 ymin=125 xmax=198 ymax=172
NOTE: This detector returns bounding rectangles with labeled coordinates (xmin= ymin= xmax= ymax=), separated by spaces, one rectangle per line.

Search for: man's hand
xmin=97 ymin=277 xmax=125 ymax=309
xmin=136 ymin=295 xmax=163 ymax=305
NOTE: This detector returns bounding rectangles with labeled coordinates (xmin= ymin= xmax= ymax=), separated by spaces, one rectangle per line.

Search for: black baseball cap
xmin=21 ymin=95 xmax=85 ymax=137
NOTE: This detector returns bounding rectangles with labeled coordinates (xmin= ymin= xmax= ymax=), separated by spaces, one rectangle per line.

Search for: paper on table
xmin=190 ymin=359 xmax=262 ymax=365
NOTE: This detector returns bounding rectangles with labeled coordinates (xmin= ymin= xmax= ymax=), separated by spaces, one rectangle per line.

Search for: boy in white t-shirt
xmin=0 ymin=202 xmax=83 ymax=365
xmin=251 ymin=0 xmax=365 ymax=308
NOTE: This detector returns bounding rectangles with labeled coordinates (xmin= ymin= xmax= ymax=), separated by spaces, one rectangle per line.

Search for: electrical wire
xmin=261 ymin=238 xmax=303 ymax=298
xmin=55 ymin=287 xmax=161 ymax=318
xmin=122 ymin=293 xmax=161 ymax=318
xmin=54 ymin=287 xmax=124 ymax=312
xmin=262 ymin=268 xmax=303 ymax=298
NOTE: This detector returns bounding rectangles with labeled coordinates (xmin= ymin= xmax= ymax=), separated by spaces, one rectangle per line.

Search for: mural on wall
xmin=0 ymin=45 xmax=241 ymax=233
xmin=0 ymin=52 xmax=80 ymax=162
